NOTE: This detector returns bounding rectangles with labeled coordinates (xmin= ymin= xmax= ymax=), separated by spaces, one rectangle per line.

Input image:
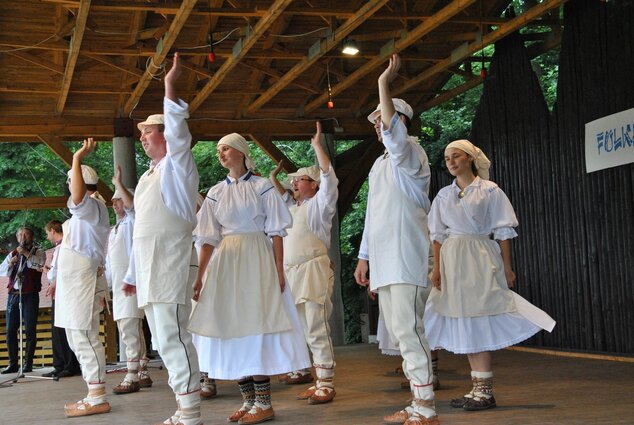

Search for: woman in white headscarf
xmin=188 ymin=133 xmax=310 ymax=425
xmin=425 ymin=140 xmax=555 ymax=413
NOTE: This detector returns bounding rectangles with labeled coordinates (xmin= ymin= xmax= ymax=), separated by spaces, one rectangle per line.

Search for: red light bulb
xmin=208 ymin=52 xmax=215 ymax=62
xmin=327 ymin=100 xmax=334 ymax=109
xmin=480 ymin=68 xmax=487 ymax=78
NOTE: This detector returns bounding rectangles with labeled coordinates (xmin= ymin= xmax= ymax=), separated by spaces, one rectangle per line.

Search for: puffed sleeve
xmin=489 ymin=187 xmax=519 ymax=240
xmin=429 ymin=194 xmax=449 ymax=244
xmin=261 ymin=185 xmax=292 ymax=238
xmin=194 ymin=195 xmax=223 ymax=248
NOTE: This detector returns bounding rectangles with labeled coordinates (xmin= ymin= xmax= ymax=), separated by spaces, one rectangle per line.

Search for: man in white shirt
xmin=0 ymin=226 xmax=46 ymax=374
xmin=106 ymin=168 xmax=152 ymax=395
xmin=280 ymin=123 xmax=339 ymax=405
xmin=55 ymin=140 xmax=111 ymax=418
xmin=122 ymin=52 xmax=202 ymax=425
xmin=354 ymin=54 xmax=438 ymax=425
xmin=42 ymin=220 xmax=80 ymax=378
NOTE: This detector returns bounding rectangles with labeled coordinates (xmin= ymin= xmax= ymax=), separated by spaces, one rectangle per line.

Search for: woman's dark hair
xmin=397 ymin=112 xmax=411 ymax=130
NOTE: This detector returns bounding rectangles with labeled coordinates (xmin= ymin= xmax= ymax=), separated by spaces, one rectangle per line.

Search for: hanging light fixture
xmin=326 ymin=62 xmax=334 ymax=109
xmin=342 ymin=38 xmax=359 ymax=56
xmin=207 ymin=0 xmax=215 ymax=66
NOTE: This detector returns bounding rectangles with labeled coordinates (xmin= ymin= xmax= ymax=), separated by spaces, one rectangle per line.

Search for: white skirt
xmin=194 ymin=287 xmax=311 ymax=380
xmin=425 ymin=292 xmax=556 ymax=354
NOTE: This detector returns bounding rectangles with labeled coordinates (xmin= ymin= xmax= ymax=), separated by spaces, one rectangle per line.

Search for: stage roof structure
xmin=0 ymin=0 xmax=565 ymax=210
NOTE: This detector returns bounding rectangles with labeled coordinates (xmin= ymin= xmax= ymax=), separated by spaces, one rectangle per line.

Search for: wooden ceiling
xmin=0 ymin=0 xmax=565 ymax=144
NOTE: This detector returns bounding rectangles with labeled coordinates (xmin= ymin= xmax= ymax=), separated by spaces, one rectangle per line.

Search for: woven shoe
xmin=139 ymin=370 xmax=153 ymax=388
xmin=296 ymin=386 xmax=317 ymax=400
xmin=404 ymin=413 xmax=440 ymax=425
xmin=463 ymin=394 xmax=496 ymax=411
xmin=308 ymin=387 xmax=336 ymax=405
xmin=238 ymin=406 xmax=275 ymax=424
xmin=383 ymin=408 xmax=412 ymax=424
xmin=113 ymin=379 xmax=141 ymax=394
xmin=228 ymin=403 xmax=252 ymax=423
xmin=279 ymin=371 xmax=313 ymax=385
xmin=64 ymin=400 xmax=111 ymax=417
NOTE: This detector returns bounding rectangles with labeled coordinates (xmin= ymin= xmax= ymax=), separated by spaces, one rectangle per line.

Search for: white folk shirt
xmin=195 ymin=171 xmax=291 ymax=248
xmin=47 ymin=242 xmax=61 ymax=282
xmin=124 ymin=97 xmax=200 ymax=285
xmin=283 ymin=166 xmax=338 ymax=304
xmin=106 ymin=209 xmax=143 ymax=320
xmin=359 ymin=112 xmax=432 ymax=291
xmin=428 ymin=177 xmax=518 ymax=244
xmin=55 ymin=192 xmax=110 ymax=330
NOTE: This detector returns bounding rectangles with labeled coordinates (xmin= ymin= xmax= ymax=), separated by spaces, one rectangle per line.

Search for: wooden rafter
xmin=123 ymin=0 xmax=198 ymax=115
xmin=245 ymin=0 xmax=389 ymax=116
xmin=234 ymin=15 xmax=292 ymax=119
xmin=0 ymin=197 xmax=69 ymax=211
xmin=188 ymin=0 xmax=294 ymax=114
xmin=1 ymin=117 xmax=372 ymax=140
xmin=6 ymin=51 xmax=65 ymax=75
xmin=247 ymin=134 xmax=297 ymax=173
xmin=40 ymin=0 xmax=524 ymax=25
xmin=303 ymin=0 xmax=478 ymax=115
xmin=388 ymin=0 xmax=567 ymax=100
xmin=56 ymin=0 xmax=91 ymax=114
xmin=117 ymin=10 xmax=147 ymax=114
xmin=36 ymin=134 xmax=114 ymax=199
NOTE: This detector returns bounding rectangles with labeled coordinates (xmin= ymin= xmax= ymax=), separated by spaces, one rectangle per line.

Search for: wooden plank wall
xmin=462 ymin=0 xmax=634 ymax=354
xmin=0 ymin=308 xmax=117 ymax=367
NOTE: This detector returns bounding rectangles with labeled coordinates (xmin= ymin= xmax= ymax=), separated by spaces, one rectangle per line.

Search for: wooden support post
xmin=320 ymin=129 xmax=344 ymax=346
xmin=113 ymin=118 xmax=137 ymax=189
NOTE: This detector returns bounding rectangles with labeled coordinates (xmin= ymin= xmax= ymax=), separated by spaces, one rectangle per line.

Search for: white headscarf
xmin=218 ymin=133 xmax=256 ymax=171
xmin=445 ymin=139 xmax=491 ymax=180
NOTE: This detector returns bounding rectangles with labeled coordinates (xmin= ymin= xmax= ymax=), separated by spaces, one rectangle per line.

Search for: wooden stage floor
xmin=1 ymin=344 xmax=632 ymax=424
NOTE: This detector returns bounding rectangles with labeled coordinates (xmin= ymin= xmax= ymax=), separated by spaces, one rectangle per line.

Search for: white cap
xmin=137 ymin=114 xmax=164 ymax=131
xmin=67 ymin=165 xmax=99 ymax=185
xmin=112 ymin=187 xmax=135 ymax=200
xmin=367 ymin=98 xmax=414 ymax=123
xmin=288 ymin=165 xmax=321 ymax=183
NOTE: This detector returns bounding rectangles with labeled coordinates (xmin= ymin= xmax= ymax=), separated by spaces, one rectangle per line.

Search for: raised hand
xmin=310 ymin=121 xmax=322 ymax=147
xmin=74 ymin=137 xmax=97 ymax=161
xmin=378 ymin=53 xmax=401 ymax=86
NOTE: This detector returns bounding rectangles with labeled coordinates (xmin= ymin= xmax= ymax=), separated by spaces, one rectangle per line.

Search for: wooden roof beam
xmin=6 ymin=51 xmax=65 ymax=75
xmin=389 ymin=0 xmax=568 ymax=100
xmin=123 ymin=0 xmax=198 ymax=115
xmin=40 ymin=0 xmax=526 ymax=25
xmin=56 ymin=0 xmax=91 ymax=115
xmin=245 ymin=0 xmax=389 ymax=116
xmin=303 ymin=0 xmax=477 ymax=115
xmin=247 ymin=134 xmax=297 ymax=173
xmin=0 ymin=197 xmax=69 ymax=211
xmin=37 ymin=134 xmax=114 ymax=199
xmin=1 ymin=117 xmax=372 ymax=140
xmin=239 ymin=60 xmax=321 ymax=94
xmin=188 ymin=0 xmax=294 ymax=114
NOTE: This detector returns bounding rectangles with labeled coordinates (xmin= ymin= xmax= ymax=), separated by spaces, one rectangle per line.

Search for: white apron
xmin=284 ymin=203 xmax=333 ymax=305
xmin=133 ymin=168 xmax=194 ymax=307
xmin=189 ymin=232 xmax=292 ymax=339
xmin=108 ymin=225 xmax=143 ymax=320
xmin=429 ymin=235 xmax=516 ymax=318
xmin=55 ymin=220 xmax=102 ymax=330
xmin=367 ymin=156 xmax=430 ymax=290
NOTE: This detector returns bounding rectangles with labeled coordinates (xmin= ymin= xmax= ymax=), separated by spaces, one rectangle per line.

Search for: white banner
xmin=585 ymin=107 xmax=634 ymax=173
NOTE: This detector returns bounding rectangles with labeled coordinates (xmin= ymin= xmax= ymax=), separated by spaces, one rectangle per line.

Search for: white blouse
xmin=429 ymin=177 xmax=518 ymax=244
xmin=195 ymin=171 xmax=292 ymax=248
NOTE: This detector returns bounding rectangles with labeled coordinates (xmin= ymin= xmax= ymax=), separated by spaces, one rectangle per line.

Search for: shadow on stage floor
xmin=1 ymin=343 xmax=633 ymax=424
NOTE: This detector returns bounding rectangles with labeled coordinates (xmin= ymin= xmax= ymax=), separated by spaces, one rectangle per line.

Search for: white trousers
xmin=296 ymin=299 xmax=335 ymax=371
xmin=145 ymin=301 xmax=200 ymax=396
xmin=117 ymin=317 xmax=146 ymax=371
xmin=378 ymin=283 xmax=434 ymax=400
xmin=66 ymin=290 xmax=106 ymax=388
